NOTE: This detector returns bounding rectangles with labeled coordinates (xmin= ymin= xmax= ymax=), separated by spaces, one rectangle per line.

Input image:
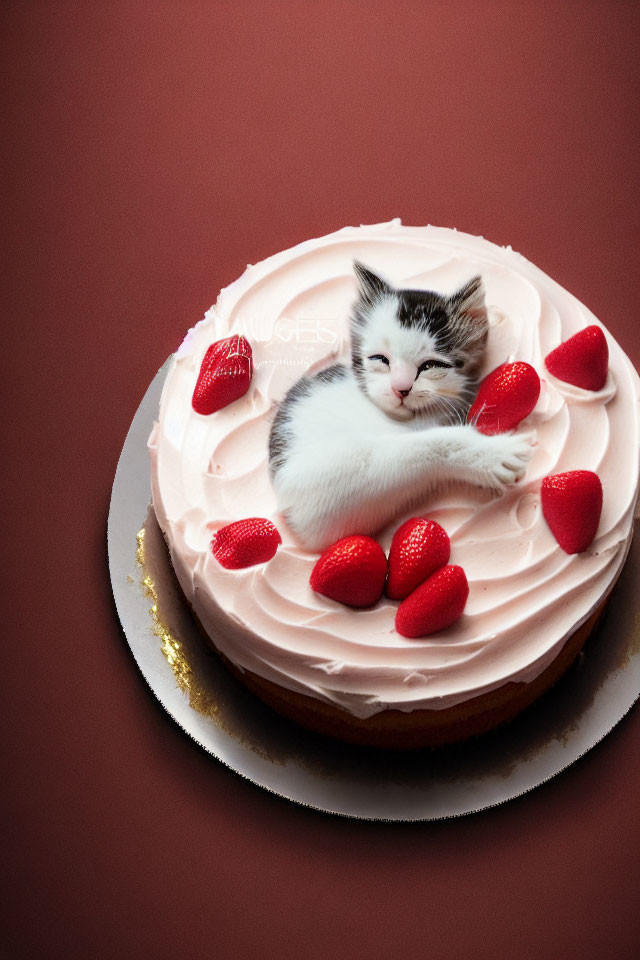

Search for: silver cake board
xmin=108 ymin=359 xmax=640 ymax=820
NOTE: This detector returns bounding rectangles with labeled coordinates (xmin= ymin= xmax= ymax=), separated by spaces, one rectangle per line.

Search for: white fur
xmin=272 ymin=373 xmax=532 ymax=550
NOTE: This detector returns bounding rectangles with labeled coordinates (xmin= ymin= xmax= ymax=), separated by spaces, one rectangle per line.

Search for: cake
xmin=148 ymin=220 xmax=640 ymax=749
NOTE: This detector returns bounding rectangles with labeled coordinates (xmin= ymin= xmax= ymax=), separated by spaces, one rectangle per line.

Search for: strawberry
xmin=211 ymin=517 xmax=281 ymax=569
xmin=540 ymin=470 xmax=603 ymax=554
xmin=310 ymin=535 xmax=387 ymax=608
xmin=386 ymin=518 xmax=450 ymax=600
xmin=192 ymin=335 xmax=253 ymax=415
xmin=468 ymin=361 xmax=540 ymax=435
xmin=395 ymin=565 xmax=469 ymax=638
xmin=544 ymin=325 xmax=608 ymax=391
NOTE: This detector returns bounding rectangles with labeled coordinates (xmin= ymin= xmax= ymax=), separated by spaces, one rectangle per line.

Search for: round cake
xmin=148 ymin=220 xmax=640 ymax=748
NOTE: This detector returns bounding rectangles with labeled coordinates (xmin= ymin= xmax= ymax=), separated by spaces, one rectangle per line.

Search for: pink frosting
xmin=149 ymin=221 xmax=640 ymax=719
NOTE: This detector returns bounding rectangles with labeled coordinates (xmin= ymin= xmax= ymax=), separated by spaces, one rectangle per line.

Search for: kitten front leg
xmin=370 ymin=423 xmax=533 ymax=501
xmin=274 ymin=424 xmax=532 ymax=550
xmin=435 ymin=426 xmax=533 ymax=492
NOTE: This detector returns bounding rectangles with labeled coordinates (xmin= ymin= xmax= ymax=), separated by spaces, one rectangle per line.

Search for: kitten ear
xmin=450 ymin=275 xmax=486 ymax=322
xmin=353 ymin=260 xmax=391 ymax=302
xmin=448 ymin=276 xmax=488 ymax=360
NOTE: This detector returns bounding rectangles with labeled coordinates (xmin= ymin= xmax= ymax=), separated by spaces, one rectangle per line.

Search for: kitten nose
xmin=391 ymin=362 xmax=415 ymax=399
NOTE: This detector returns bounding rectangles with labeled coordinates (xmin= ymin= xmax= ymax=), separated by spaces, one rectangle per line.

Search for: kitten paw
xmin=477 ymin=432 xmax=534 ymax=491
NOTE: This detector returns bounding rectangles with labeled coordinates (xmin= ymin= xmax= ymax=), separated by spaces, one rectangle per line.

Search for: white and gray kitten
xmin=268 ymin=262 xmax=531 ymax=550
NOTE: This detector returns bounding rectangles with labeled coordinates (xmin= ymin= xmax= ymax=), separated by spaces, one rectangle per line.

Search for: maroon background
xmin=3 ymin=2 xmax=639 ymax=958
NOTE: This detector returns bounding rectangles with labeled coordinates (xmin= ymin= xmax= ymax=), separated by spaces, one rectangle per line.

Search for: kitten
xmin=268 ymin=261 xmax=532 ymax=551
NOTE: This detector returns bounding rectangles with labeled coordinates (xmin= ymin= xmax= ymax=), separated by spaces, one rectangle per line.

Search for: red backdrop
xmin=3 ymin=3 xmax=639 ymax=958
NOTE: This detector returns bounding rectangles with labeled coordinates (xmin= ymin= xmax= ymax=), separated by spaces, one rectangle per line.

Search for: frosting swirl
xmin=149 ymin=221 xmax=640 ymax=718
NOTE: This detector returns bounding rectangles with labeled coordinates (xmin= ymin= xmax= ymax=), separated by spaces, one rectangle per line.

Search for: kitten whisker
xmin=430 ymin=393 xmax=467 ymax=426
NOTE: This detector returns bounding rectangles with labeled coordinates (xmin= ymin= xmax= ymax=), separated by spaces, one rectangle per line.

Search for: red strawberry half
xmin=540 ymin=470 xmax=603 ymax=554
xmin=386 ymin=518 xmax=451 ymax=600
xmin=211 ymin=517 xmax=281 ymax=569
xmin=544 ymin=325 xmax=608 ymax=391
xmin=192 ymin=335 xmax=253 ymax=415
xmin=310 ymin=536 xmax=387 ymax=608
xmin=396 ymin=565 xmax=469 ymax=638
xmin=468 ymin=361 xmax=540 ymax=435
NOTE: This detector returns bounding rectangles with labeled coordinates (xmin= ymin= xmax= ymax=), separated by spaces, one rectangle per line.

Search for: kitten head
xmin=350 ymin=261 xmax=488 ymax=421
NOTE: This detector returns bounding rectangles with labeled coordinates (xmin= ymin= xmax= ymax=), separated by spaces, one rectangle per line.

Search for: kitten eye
xmin=416 ymin=359 xmax=453 ymax=376
xmin=368 ymin=354 xmax=390 ymax=365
